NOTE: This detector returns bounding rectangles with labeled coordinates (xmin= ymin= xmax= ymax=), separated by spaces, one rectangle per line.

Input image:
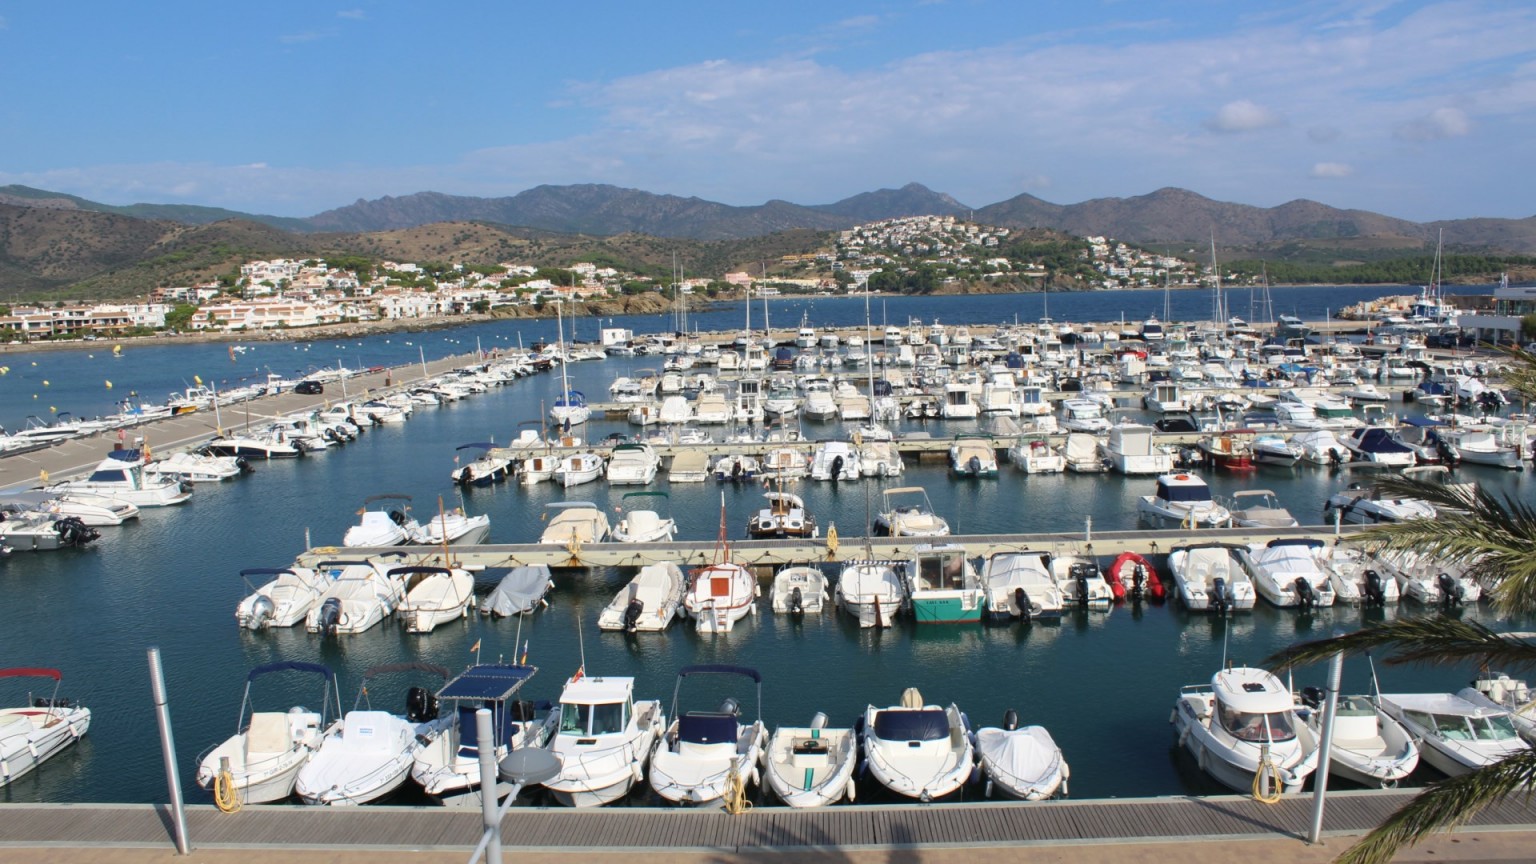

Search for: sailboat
xmin=549 ymin=302 xmax=589 ymax=428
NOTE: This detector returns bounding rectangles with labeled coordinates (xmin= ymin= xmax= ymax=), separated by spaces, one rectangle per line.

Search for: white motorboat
xmin=0 ymin=503 xmax=100 ymax=551
xmin=1238 ymin=539 xmax=1336 ymax=609
xmin=1440 ymin=427 xmax=1523 ymax=469
xmin=482 ymin=565 xmax=555 ymax=618
xmin=205 ymin=428 xmax=307 ymax=459
xmin=18 ymin=490 xmax=139 ymax=527
xmin=343 ymin=494 xmax=419 ymax=547
xmin=836 ymin=560 xmax=905 ymax=628
xmin=295 ymin=663 xmax=453 ymax=805
xmin=0 ymin=668 xmax=91 ymax=788
xmin=1167 ymin=544 xmax=1257 ymax=613
xmin=539 ymin=502 xmax=610 ymax=546
xmin=1460 ymin=673 xmax=1536 ymax=742
xmin=941 ymin=382 xmax=978 ymax=419
xmin=1251 ymin=434 xmax=1302 ymax=467
xmin=1323 ymin=483 xmax=1437 ymax=525
xmin=411 ymin=664 xmax=558 ymax=806
xmin=949 ymin=434 xmax=998 ymax=477
xmin=745 ymin=491 xmax=818 ymax=540
xmin=550 ymin=388 xmax=591 ymax=427
xmin=975 ymin=710 xmax=1069 ymax=800
xmin=606 ymin=443 xmax=661 ymax=485
xmin=555 ymin=452 xmax=605 ymax=488
xmin=1050 ymin=552 xmax=1114 ymax=610
xmin=1136 ymin=473 xmax=1232 ymax=529
xmin=1007 ymin=436 xmax=1064 ymax=474
xmin=518 ymin=453 xmax=559 ymax=485
xmin=395 ymin=566 xmax=475 ymax=634
xmin=597 ymin=562 xmax=686 ymax=632
xmin=305 ymin=559 xmax=406 ymax=636
xmin=1060 ymin=398 xmax=1110 ymax=432
xmin=981 ymin=552 xmax=1064 ymax=621
xmin=411 ymin=508 xmax=491 ymax=546
xmin=861 ymin=688 xmax=975 ymax=801
xmin=1172 ymin=666 xmax=1318 ymax=795
xmin=1373 ymin=548 xmax=1482 ymax=606
xmin=1104 ymin=423 xmax=1173 ymax=475
xmin=196 ymin=661 xmax=341 ymax=805
xmin=543 ymin=673 xmax=666 ymax=807
xmin=668 ymin=451 xmax=712 ymax=483
xmin=1320 ymin=545 xmax=1398 ymax=606
xmin=450 ymin=443 xmax=512 ymax=486
xmin=1340 ymin=426 xmax=1417 ymax=467
xmin=1062 ymin=433 xmax=1107 ymax=473
xmin=761 ymin=446 xmax=810 ymax=481
xmin=1294 ymin=690 xmax=1418 ymax=788
xmin=236 ymin=566 xmax=330 ymax=629
xmin=1378 ymin=692 xmax=1530 ymax=776
xmin=611 ymin=492 xmax=677 ymax=543
xmin=683 ymin=559 xmax=758 ymax=634
xmin=763 ymin=713 xmax=858 ymax=808
xmin=49 ymin=449 xmax=192 ymax=507
xmin=1225 ymin=489 xmax=1299 ymax=529
xmin=712 ymin=453 xmax=760 ymax=483
xmin=649 ymin=665 xmax=767 ymax=805
xmin=874 ymin=486 xmax=949 ymax=537
xmin=1293 ymin=429 xmax=1349 ymax=466
xmin=809 ymin=441 xmax=861 ymax=481
xmin=770 ymin=565 xmax=828 ymax=614
xmin=144 ymin=450 xmax=247 ymax=482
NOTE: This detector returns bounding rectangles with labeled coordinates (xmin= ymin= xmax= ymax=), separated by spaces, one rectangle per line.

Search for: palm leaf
xmin=1266 ymin=616 xmax=1536 ymax=672
xmin=1334 ymin=748 xmax=1536 ymax=864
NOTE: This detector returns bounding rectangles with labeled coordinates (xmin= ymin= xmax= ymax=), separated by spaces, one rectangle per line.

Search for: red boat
xmin=1106 ymin=551 xmax=1165 ymax=602
xmin=1198 ymin=434 xmax=1255 ymax=471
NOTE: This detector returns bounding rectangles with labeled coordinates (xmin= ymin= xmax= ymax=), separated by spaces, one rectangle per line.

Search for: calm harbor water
xmin=1 ymin=284 xmax=1527 ymax=807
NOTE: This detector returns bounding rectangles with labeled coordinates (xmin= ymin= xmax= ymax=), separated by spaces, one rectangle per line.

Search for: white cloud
xmin=1395 ymin=106 xmax=1471 ymax=140
xmin=1311 ymin=162 xmax=1354 ymax=178
xmin=1205 ymin=100 xmax=1284 ymax=134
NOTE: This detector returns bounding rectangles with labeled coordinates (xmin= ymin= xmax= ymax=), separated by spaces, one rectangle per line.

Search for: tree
xmin=471 ymin=299 xmax=491 ymax=314
xmin=163 ymin=303 xmax=198 ymax=331
xmin=1265 ymin=348 xmax=1536 ymax=864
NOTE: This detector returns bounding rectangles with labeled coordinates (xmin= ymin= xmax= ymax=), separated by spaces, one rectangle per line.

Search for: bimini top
xmin=678 ymin=664 xmax=761 ymax=683
xmin=247 ymin=660 xmax=334 ymax=683
xmin=0 ymin=667 xmax=63 ymax=681
xmin=438 ymin=664 xmax=538 ymax=701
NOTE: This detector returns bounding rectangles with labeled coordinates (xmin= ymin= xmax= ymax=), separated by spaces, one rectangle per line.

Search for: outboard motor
xmin=325 ymin=427 xmax=341 ymax=443
xmin=318 ymin=597 xmax=343 ymax=636
xmin=389 ymin=509 xmax=407 ymax=526
xmin=246 ymin=595 xmax=275 ymax=630
xmin=1211 ymin=577 xmax=1230 ymax=614
xmin=1300 ymin=686 xmax=1325 ymax=711
xmin=1013 ymin=586 xmax=1030 ymax=621
xmin=967 ymin=455 xmax=981 ymax=475
xmin=1129 ymin=564 xmax=1147 ymax=603
xmin=235 ymin=456 xmax=253 ymax=474
xmin=718 ymin=697 xmax=741 ymax=717
xmin=1293 ymin=577 xmax=1315 ymax=612
xmin=1072 ymin=563 xmax=1091 ymax=608
xmin=1363 ymin=569 xmax=1386 ymax=607
xmin=54 ymin=516 xmax=99 ymax=547
xmin=1438 ymin=572 xmax=1463 ymax=608
xmin=1001 ymin=709 xmax=1019 ymax=732
xmin=810 ymin=712 xmax=829 ymax=730
xmin=731 ymin=460 xmax=743 ymax=482
xmin=830 ymin=455 xmax=845 ymax=481
xmin=622 ymin=598 xmax=645 ymax=632
xmin=788 ymin=586 xmax=804 ymax=614
xmin=406 ymin=686 xmax=438 ymax=723
xmin=1328 ymin=447 xmax=1343 ymax=469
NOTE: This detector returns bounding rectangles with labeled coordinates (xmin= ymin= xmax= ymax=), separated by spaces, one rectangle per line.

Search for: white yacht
xmin=1171 ymin=666 xmax=1318 ymax=795
xmin=544 ymin=674 xmax=666 ymax=807
xmin=49 ymin=449 xmax=191 ymax=507
xmin=1136 ymin=473 xmax=1232 ymax=529
xmin=1378 ymin=692 xmax=1529 ymax=776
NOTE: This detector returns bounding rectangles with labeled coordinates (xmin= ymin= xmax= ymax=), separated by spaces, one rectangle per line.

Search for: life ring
xmin=1174 ymin=474 xmax=1190 ymax=481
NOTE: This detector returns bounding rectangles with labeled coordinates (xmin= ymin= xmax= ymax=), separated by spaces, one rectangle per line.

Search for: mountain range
xmin=2 ymin=181 xmax=1533 ymax=301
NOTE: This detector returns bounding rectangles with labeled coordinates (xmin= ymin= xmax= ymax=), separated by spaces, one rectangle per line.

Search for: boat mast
xmin=1209 ymin=233 xmax=1225 ymax=325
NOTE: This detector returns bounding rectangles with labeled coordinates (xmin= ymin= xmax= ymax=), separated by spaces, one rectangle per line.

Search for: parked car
xmin=294 ymin=380 xmax=324 ymax=395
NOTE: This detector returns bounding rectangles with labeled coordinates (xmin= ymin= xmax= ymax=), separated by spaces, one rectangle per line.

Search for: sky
xmin=1 ymin=1 xmax=1533 ymax=222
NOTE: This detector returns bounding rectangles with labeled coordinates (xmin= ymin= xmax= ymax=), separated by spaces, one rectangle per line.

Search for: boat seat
xmin=246 ymin=712 xmax=291 ymax=758
xmin=1336 ymin=734 xmax=1388 ymax=754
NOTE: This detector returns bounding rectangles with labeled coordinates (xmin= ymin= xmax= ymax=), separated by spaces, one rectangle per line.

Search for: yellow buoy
xmin=105 ymin=380 xmax=114 ymax=389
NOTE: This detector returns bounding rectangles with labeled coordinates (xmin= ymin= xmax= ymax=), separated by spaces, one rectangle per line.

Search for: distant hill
xmin=0 ymin=184 xmax=313 ymax=233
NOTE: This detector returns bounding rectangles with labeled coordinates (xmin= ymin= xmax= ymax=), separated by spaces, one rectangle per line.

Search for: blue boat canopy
xmin=107 ymin=449 xmax=146 ymax=462
xmin=438 ymin=664 xmax=538 ymax=701
xmin=248 ymin=660 xmax=333 ymax=682
xmin=873 ymin=708 xmax=949 ymax=742
xmin=455 ymin=442 xmax=496 ymax=451
xmin=1402 ymin=417 xmax=1447 ymax=427
xmin=678 ymin=664 xmax=762 ymax=683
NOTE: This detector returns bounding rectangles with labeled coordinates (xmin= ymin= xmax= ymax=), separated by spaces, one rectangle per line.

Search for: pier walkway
xmin=3 ymin=791 xmax=1534 ymax=862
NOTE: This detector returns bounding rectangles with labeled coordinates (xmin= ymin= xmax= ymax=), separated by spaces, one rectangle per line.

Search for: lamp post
xmin=468 ymin=711 xmax=561 ymax=864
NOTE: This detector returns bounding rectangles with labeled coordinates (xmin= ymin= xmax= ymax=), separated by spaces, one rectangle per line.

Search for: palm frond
xmin=1334 ymin=748 xmax=1536 ymax=864
xmin=1266 ymin=616 xmax=1536 ymax=672
xmin=1492 ymin=345 xmax=1536 ymax=405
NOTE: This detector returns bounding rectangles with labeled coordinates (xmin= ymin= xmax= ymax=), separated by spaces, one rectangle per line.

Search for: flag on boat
xmin=519 ymin=641 xmax=529 ymax=665
xmin=469 ymin=639 xmax=481 ymax=654
xmin=571 ymin=665 xmax=583 ymax=682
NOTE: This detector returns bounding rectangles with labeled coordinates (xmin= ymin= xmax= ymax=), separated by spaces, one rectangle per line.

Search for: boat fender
xmin=846 ymin=780 xmax=856 ymax=802
xmin=1002 ymin=709 xmax=1019 ymax=732
xmin=632 ymin=759 xmax=645 ymax=783
xmin=969 ymin=763 xmax=983 ymax=786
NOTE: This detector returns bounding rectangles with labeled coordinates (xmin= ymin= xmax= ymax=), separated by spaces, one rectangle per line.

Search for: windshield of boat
xmin=1401 ymin=709 xmax=1517 ymax=741
xmin=559 ymin=700 xmax=626 ymax=735
xmin=1217 ymin=702 xmax=1296 ymax=743
xmin=916 ymin=552 xmax=967 ymax=590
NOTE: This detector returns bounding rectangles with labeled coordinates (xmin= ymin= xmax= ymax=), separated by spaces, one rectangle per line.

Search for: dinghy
xmin=763 ymin=713 xmax=857 ymax=808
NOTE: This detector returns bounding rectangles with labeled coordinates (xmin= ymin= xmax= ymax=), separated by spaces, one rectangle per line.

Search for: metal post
xmin=476 ymin=708 xmax=502 ymax=864
xmin=147 ymin=647 xmax=191 ymax=855
xmin=1308 ymin=652 xmax=1345 ymax=844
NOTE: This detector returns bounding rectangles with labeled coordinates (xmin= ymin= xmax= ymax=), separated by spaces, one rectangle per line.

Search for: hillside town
xmin=1 ymin=220 xmax=1230 ymax=340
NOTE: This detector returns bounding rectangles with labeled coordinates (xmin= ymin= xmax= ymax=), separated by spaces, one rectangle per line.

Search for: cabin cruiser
xmin=1378 ymin=692 xmax=1529 ymax=776
xmin=905 ymin=544 xmax=984 ymax=624
xmin=981 ymin=552 xmax=1064 ymax=621
xmin=450 ymin=443 xmax=512 ymax=486
xmin=544 ymin=673 xmax=666 ymax=807
xmin=975 ymin=711 xmax=1069 ymax=800
xmin=49 ymin=449 xmax=191 ymax=507
xmin=0 ymin=668 xmax=91 ymax=788
xmin=648 ymin=665 xmax=767 ymax=805
xmin=746 ymin=491 xmax=817 ymax=539
xmin=941 ymin=382 xmax=978 ymax=420
xmin=236 ymin=567 xmax=330 ymax=629
xmin=1060 ymin=398 xmax=1110 ymax=433
xmin=874 ymin=486 xmax=950 ymax=537
xmin=764 ymin=712 xmax=858 ymax=807
xmin=540 ymin=502 xmax=611 ymax=545
xmin=598 ymin=562 xmax=686 ymax=632
xmin=0 ymin=502 xmax=100 ymax=551
xmin=1225 ymin=489 xmax=1299 ymax=528
xmin=948 ymin=434 xmax=998 ymax=477
xmin=395 ymin=566 xmax=475 ymax=634
xmin=555 ymin=451 xmax=605 ymax=488
xmin=1008 ymin=436 xmax=1065 ymax=474
xmin=196 ymin=661 xmax=341 ymax=805
xmin=1340 ymin=427 xmax=1416 ymax=467
xmin=606 ymin=443 xmax=661 ymax=485
xmin=1142 ymin=382 xmax=1189 ymax=414
xmin=305 ymin=559 xmax=407 ymax=636
xmin=1460 ymin=673 xmax=1536 ymax=742
xmin=1136 ymin=473 xmax=1232 ymax=529
xmin=343 ymin=494 xmax=419 ymax=547
xmin=1198 ymin=434 xmax=1255 ymax=471
xmin=861 ymin=688 xmax=975 ymax=801
xmin=809 ymin=441 xmax=861 ymax=481
xmin=295 ymin=663 xmax=452 ymax=805
xmin=611 ymin=492 xmax=678 ymax=543
xmin=482 ymin=565 xmax=555 ymax=618
xmin=1171 ymin=666 xmax=1318 ymax=795
xmin=144 ymin=450 xmax=247 ymax=483
xmin=1238 ymin=540 xmax=1335 ymax=609
xmin=411 ymin=664 xmax=557 ymax=806
xmin=836 ymin=560 xmax=906 ymax=628
xmin=1168 ymin=544 xmax=1257 ymax=613
xmin=770 ymin=565 xmax=828 ymax=614
xmin=1323 ymin=483 xmax=1436 ymax=525
xmin=411 ymin=509 xmax=491 ymax=546
xmin=1293 ymin=690 xmax=1419 ymax=788
xmin=1104 ymin=423 xmax=1173 ymax=475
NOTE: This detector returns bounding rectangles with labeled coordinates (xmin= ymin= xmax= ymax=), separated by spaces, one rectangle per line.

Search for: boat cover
xmin=484 ymin=565 xmax=553 ymax=617
xmin=976 ymin=726 xmax=1062 ymax=793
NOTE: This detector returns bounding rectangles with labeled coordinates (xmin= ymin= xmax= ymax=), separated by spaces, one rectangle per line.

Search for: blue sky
xmin=1 ymin=1 xmax=1532 ymax=222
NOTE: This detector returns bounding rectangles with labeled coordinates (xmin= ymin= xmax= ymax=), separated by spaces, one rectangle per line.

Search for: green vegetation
xmin=163 ymin=303 xmax=198 ymax=331
xmin=1225 ymin=254 xmax=1536 ymax=285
